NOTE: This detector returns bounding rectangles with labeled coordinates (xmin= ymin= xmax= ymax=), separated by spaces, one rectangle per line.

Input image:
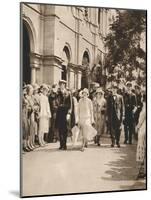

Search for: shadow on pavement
xmin=102 ymin=144 xmax=144 ymax=182
xmin=120 ymin=180 xmax=146 ymax=190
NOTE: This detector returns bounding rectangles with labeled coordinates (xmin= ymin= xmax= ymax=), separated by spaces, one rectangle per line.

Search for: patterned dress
xmin=93 ymin=98 xmax=106 ymax=136
xmin=22 ymin=95 xmax=29 ymax=140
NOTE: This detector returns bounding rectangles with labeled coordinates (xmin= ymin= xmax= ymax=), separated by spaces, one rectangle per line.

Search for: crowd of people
xmin=22 ymin=79 xmax=146 ymax=179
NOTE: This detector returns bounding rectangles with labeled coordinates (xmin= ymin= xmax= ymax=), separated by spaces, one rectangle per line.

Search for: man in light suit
xmin=108 ymin=83 xmax=124 ymax=148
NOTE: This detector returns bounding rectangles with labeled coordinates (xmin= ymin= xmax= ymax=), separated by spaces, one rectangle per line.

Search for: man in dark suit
xmin=123 ymin=82 xmax=137 ymax=144
xmin=107 ymin=83 xmax=124 ymax=148
xmin=48 ymin=84 xmax=59 ymax=143
xmin=55 ymin=80 xmax=72 ymax=150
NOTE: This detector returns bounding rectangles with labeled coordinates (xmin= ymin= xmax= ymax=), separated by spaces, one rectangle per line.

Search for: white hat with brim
xmin=82 ymin=88 xmax=89 ymax=96
xmin=95 ymin=88 xmax=104 ymax=95
xmin=32 ymin=83 xmax=40 ymax=91
xmin=26 ymin=84 xmax=33 ymax=90
xmin=40 ymin=84 xmax=49 ymax=91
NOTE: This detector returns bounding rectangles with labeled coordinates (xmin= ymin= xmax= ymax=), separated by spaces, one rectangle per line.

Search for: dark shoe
xmin=84 ymin=144 xmax=88 ymax=148
xmin=124 ymin=140 xmax=128 ymax=144
xmin=59 ymin=146 xmax=63 ymax=150
xmin=63 ymin=146 xmax=67 ymax=150
xmin=137 ymin=172 xmax=146 ymax=179
xmin=117 ymin=144 xmax=120 ymax=148
xmin=97 ymin=143 xmax=101 ymax=146
xmin=23 ymin=147 xmax=30 ymax=152
xmin=94 ymin=136 xmax=97 ymax=144
xmin=111 ymin=144 xmax=114 ymax=147
xmin=27 ymin=146 xmax=33 ymax=151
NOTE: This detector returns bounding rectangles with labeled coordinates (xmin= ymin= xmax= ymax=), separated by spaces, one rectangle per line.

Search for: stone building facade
xmin=21 ymin=3 xmax=116 ymax=89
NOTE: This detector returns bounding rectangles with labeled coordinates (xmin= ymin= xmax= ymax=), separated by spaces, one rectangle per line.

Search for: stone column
xmin=77 ymin=70 xmax=82 ymax=89
xmin=31 ymin=67 xmax=36 ymax=84
xmin=42 ymin=55 xmax=62 ymax=85
xmin=69 ymin=68 xmax=75 ymax=89
xmin=30 ymin=53 xmax=42 ymax=84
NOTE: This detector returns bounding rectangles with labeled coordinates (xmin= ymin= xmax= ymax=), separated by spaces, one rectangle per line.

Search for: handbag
xmin=71 ymin=125 xmax=80 ymax=145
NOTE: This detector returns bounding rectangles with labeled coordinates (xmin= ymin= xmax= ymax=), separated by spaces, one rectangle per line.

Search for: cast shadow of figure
xmin=101 ymin=144 xmax=146 ymax=189
xmin=32 ymin=147 xmax=60 ymax=153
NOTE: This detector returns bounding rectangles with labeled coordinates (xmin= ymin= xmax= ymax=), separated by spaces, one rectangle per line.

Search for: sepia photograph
xmin=20 ymin=2 xmax=147 ymax=197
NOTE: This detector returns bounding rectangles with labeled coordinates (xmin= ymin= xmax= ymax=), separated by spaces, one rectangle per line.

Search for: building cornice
xmin=82 ymin=37 xmax=97 ymax=47
xmin=22 ymin=3 xmax=60 ymax=19
xmin=59 ymin=21 xmax=82 ymax=36
xmin=23 ymin=3 xmax=42 ymax=16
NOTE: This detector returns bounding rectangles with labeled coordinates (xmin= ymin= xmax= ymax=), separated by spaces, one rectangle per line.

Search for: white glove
xmin=66 ymin=114 xmax=70 ymax=121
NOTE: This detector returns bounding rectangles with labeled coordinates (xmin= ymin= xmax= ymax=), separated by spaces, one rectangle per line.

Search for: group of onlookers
xmin=22 ymin=79 xmax=146 ymax=178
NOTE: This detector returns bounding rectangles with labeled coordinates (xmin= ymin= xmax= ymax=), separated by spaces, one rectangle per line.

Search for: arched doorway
xmin=81 ymin=51 xmax=90 ymax=89
xmin=23 ymin=22 xmax=31 ymax=84
xmin=61 ymin=46 xmax=70 ymax=85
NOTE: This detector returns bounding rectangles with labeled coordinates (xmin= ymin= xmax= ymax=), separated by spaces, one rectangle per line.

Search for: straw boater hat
xmin=95 ymin=87 xmax=104 ymax=95
xmin=82 ymin=88 xmax=89 ymax=96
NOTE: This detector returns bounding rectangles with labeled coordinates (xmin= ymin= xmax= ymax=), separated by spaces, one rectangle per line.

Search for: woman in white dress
xmin=39 ymin=84 xmax=51 ymax=146
xmin=78 ymin=88 xmax=95 ymax=151
xmin=136 ymin=95 xmax=146 ymax=179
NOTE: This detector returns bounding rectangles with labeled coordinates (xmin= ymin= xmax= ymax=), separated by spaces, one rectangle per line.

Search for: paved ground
xmin=22 ymin=135 xmax=146 ymax=197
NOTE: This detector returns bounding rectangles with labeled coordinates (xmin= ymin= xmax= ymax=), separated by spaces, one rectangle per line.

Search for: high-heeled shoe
xmin=80 ymin=147 xmax=84 ymax=152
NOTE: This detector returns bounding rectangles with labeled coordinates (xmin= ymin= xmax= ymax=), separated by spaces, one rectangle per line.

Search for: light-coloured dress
xmin=78 ymin=97 xmax=96 ymax=140
xmin=93 ymin=98 xmax=106 ymax=136
xmin=39 ymin=93 xmax=51 ymax=134
xmin=136 ymin=103 xmax=146 ymax=162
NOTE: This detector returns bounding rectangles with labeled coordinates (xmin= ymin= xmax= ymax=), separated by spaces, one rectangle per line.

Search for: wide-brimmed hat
xmin=82 ymin=88 xmax=89 ymax=96
xmin=94 ymin=82 xmax=100 ymax=88
xmin=134 ymin=84 xmax=140 ymax=89
xmin=26 ymin=84 xmax=33 ymax=90
xmin=126 ymin=81 xmax=132 ymax=87
xmin=59 ymin=79 xmax=67 ymax=85
xmin=40 ymin=84 xmax=49 ymax=91
xmin=95 ymin=87 xmax=104 ymax=95
xmin=32 ymin=83 xmax=40 ymax=91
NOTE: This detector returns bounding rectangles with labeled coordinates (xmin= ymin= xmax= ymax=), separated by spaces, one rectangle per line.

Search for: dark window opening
xmin=61 ymin=65 xmax=67 ymax=81
xmin=23 ymin=22 xmax=31 ymax=85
